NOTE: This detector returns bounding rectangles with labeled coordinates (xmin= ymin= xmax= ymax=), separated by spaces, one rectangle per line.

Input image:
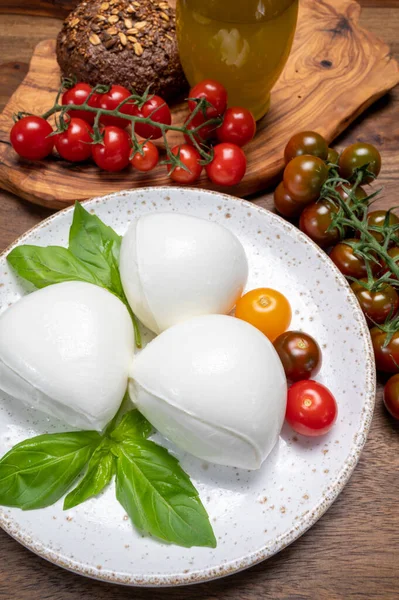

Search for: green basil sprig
xmin=115 ymin=440 xmax=217 ymax=548
xmin=7 ymin=202 xmax=141 ymax=347
xmin=0 ymin=431 xmax=101 ymax=510
xmin=68 ymin=201 xmax=123 ymax=295
xmin=0 ymin=411 xmax=216 ymax=548
xmin=3 ymin=203 xmax=215 ymax=547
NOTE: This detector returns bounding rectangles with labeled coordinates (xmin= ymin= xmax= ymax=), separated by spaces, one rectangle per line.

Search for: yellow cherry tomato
xmin=235 ymin=288 xmax=292 ymax=341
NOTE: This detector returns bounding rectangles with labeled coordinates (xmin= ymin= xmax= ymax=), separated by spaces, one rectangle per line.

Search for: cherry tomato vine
xmin=10 ymin=78 xmax=253 ymax=187
xmin=276 ymin=132 xmax=399 ymax=413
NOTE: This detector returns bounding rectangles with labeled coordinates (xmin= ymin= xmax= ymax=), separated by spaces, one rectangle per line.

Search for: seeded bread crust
xmin=56 ymin=0 xmax=188 ymax=101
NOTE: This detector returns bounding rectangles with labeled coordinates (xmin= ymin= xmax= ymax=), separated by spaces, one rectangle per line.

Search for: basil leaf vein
xmin=69 ymin=202 xmax=122 ymax=293
xmin=7 ymin=245 xmax=104 ymax=289
xmin=63 ymin=439 xmax=115 ymax=511
xmin=109 ymin=410 xmax=152 ymax=443
xmin=0 ymin=431 xmax=101 ymax=510
xmin=115 ymin=440 xmax=216 ymax=548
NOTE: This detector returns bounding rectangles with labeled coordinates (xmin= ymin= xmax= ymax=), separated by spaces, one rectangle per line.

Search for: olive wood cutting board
xmin=0 ymin=0 xmax=398 ymax=209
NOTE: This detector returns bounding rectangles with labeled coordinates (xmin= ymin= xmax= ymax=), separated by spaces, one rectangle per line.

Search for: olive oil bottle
xmin=176 ymin=0 xmax=299 ymax=120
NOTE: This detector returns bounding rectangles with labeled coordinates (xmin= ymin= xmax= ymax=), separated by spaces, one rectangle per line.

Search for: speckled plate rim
xmin=0 ymin=187 xmax=376 ymax=587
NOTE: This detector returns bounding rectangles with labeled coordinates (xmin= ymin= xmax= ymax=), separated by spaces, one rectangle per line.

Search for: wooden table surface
xmin=0 ymin=2 xmax=398 ymax=599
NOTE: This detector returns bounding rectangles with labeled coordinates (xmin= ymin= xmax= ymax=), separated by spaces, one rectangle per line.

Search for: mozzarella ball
xmin=129 ymin=315 xmax=287 ymax=470
xmin=0 ymin=282 xmax=134 ymax=431
xmin=120 ymin=213 xmax=248 ymax=334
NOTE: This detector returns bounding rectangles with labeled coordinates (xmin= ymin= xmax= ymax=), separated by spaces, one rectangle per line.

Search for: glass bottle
xmin=176 ymin=0 xmax=299 ymax=120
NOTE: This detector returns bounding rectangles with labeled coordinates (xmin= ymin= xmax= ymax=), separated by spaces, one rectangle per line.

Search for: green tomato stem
xmin=323 ymin=172 xmax=399 ymax=285
xmin=41 ymin=89 xmax=219 ymax=164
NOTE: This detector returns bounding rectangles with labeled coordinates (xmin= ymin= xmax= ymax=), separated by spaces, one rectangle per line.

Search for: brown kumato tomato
xmin=339 ymin=143 xmax=381 ymax=184
xmin=274 ymin=182 xmax=303 ymax=219
xmin=384 ymin=374 xmax=399 ymax=420
xmin=371 ymin=328 xmax=399 ymax=374
xmin=284 ymin=131 xmax=328 ymax=164
xmin=299 ymin=200 xmax=341 ymax=248
xmin=274 ymin=331 xmax=322 ymax=381
xmin=351 ymin=280 xmax=399 ymax=325
xmin=283 ymin=155 xmax=329 ymax=205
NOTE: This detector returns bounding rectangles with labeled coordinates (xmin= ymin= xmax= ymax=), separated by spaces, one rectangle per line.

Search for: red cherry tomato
xmin=273 ymin=182 xmax=303 ymax=219
xmin=131 ymin=141 xmax=159 ymax=172
xmin=286 ymin=380 xmax=338 ymax=437
xmin=134 ymin=96 xmax=172 ymax=140
xmin=206 ymin=143 xmax=247 ymax=187
xmin=274 ymin=331 xmax=322 ymax=382
xmin=95 ymin=85 xmax=136 ymax=128
xmin=168 ymin=144 xmax=202 ymax=184
xmin=384 ymin=374 xmax=399 ymax=420
xmin=183 ymin=112 xmax=217 ymax=146
xmin=92 ymin=126 xmax=131 ymax=172
xmin=216 ymin=107 xmax=256 ymax=147
xmin=62 ymin=83 xmax=97 ymax=125
xmin=188 ymin=79 xmax=228 ymax=118
xmin=54 ymin=118 xmax=93 ymax=162
xmin=10 ymin=116 xmax=54 ymax=160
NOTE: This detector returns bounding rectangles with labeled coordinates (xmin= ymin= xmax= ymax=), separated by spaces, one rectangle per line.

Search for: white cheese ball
xmin=120 ymin=213 xmax=248 ymax=334
xmin=129 ymin=315 xmax=287 ymax=470
xmin=0 ymin=282 xmax=134 ymax=431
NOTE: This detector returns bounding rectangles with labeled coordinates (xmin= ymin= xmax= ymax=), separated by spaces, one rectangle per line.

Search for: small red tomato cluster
xmin=235 ymin=287 xmax=338 ymax=437
xmin=274 ymin=131 xmax=399 ymax=421
xmin=170 ymin=80 xmax=255 ymax=186
xmin=10 ymin=83 xmax=168 ymax=172
xmin=10 ymin=79 xmax=256 ymax=187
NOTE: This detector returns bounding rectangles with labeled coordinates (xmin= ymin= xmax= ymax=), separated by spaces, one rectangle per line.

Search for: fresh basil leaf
xmin=101 ymin=244 xmax=142 ymax=347
xmin=0 ymin=431 xmax=101 ymax=510
xmin=69 ymin=202 xmax=122 ymax=292
xmin=109 ymin=410 xmax=152 ymax=443
xmin=7 ymin=245 xmax=103 ymax=289
xmin=63 ymin=439 xmax=115 ymax=511
xmin=102 ymin=239 xmax=125 ymax=299
xmin=115 ymin=440 xmax=216 ymax=548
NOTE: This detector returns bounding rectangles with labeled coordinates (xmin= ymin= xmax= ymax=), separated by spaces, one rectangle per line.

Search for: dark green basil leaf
xmin=102 ymin=239 xmax=125 ymax=299
xmin=69 ymin=202 xmax=122 ymax=293
xmin=63 ymin=439 xmax=115 ymax=511
xmin=109 ymin=410 xmax=152 ymax=443
xmin=7 ymin=245 xmax=103 ymax=289
xmin=0 ymin=431 xmax=101 ymax=510
xmin=115 ymin=440 xmax=216 ymax=548
xmin=101 ymin=243 xmax=142 ymax=346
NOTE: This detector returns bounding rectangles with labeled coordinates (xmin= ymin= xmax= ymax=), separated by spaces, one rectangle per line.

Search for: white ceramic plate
xmin=0 ymin=188 xmax=375 ymax=587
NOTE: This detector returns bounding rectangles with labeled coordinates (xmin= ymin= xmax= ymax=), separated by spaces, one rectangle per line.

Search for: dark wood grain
xmin=2 ymin=0 xmax=398 ymax=18
xmin=0 ymin=0 xmax=79 ymax=18
xmin=1 ymin=0 xmax=398 ymax=208
xmin=0 ymin=2 xmax=398 ymax=599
